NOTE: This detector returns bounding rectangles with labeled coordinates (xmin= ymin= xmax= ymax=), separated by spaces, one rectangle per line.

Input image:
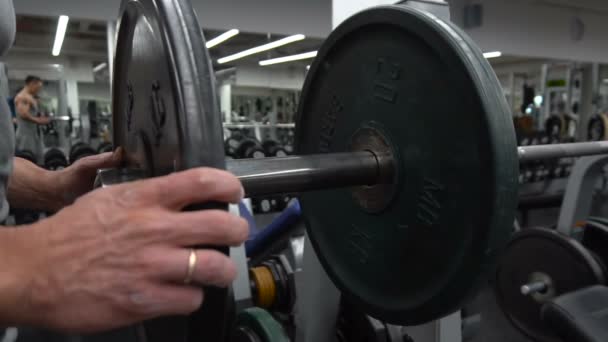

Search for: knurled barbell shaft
xmin=226 ymin=141 xmax=608 ymax=197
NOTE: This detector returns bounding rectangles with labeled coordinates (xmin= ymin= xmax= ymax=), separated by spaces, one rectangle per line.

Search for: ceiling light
xmin=206 ymin=29 xmax=240 ymax=49
xmin=259 ymin=51 xmax=318 ymax=66
xmin=93 ymin=62 xmax=108 ymax=73
xmin=218 ymin=34 xmax=306 ymax=64
xmin=52 ymin=15 xmax=69 ymax=56
xmin=483 ymin=51 xmax=502 ymax=59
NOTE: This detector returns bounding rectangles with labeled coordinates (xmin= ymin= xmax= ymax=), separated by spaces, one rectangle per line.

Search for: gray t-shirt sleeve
xmin=0 ymin=0 xmax=15 ymax=223
xmin=0 ymin=0 xmax=15 ymax=57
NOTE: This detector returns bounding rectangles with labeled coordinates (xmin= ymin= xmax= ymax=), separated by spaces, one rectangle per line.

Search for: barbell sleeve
xmin=225 ymin=151 xmax=388 ymax=197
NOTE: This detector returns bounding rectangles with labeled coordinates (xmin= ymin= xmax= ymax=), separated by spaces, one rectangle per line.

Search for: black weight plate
xmin=495 ymin=228 xmax=605 ymax=342
xmin=111 ymin=0 xmax=227 ymax=341
xmin=296 ymin=5 xmax=518 ymax=324
xmin=15 ymin=149 xmax=37 ymax=164
xmin=113 ymin=0 xmax=224 ymax=176
xmin=237 ymin=139 xmax=266 ymax=159
xmin=44 ymin=148 xmax=68 ymax=170
xmin=70 ymin=144 xmax=96 ymax=163
xmin=545 ymin=115 xmax=563 ymax=137
xmin=587 ymin=114 xmax=607 ymax=141
xmin=97 ymin=142 xmax=113 ymax=154
xmin=44 ymin=148 xmax=66 ymax=164
xmin=233 ymin=308 xmax=289 ymax=342
xmin=69 ymin=142 xmax=87 ymax=161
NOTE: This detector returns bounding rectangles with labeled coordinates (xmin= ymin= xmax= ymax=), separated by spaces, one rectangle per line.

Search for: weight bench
xmin=541 ymin=285 xmax=608 ymax=342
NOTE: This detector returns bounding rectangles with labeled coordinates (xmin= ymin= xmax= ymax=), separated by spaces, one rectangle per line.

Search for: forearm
xmin=17 ymin=112 xmax=41 ymax=124
xmin=7 ymin=158 xmax=64 ymax=212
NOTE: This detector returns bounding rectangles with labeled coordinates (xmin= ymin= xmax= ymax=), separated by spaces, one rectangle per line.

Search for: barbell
xmin=100 ymin=0 xmax=608 ymax=340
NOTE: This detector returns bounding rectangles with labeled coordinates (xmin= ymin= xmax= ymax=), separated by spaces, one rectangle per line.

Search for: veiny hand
xmin=53 ymin=149 xmax=123 ymax=209
xmin=9 ymin=168 xmax=247 ymax=333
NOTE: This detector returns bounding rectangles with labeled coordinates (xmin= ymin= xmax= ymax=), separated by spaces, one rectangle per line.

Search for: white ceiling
xmin=13 ymin=0 xmax=332 ymax=38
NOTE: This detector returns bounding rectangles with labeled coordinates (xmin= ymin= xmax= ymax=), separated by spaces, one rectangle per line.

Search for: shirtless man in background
xmin=14 ymin=76 xmax=50 ymax=164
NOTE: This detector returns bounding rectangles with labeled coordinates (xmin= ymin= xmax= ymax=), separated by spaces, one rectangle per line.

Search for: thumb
xmin=75 ymin=147 xmax=124 ymax=171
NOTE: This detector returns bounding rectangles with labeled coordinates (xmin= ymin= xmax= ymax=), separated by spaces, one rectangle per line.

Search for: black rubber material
xmin=541 ymin=285 xmax=608 ymax=342
xmin=111 ymin=0 xmax=229 ymax=341
xmin=44 ymin=148 xmax=68 ymax=170
xmin=262 ymin=140 xmax=288 ymax=157
xmin=69 ymin=143 xmax=96 ymax=164
xmin=296 ymin=5 xmax=518 ymax=325
xmin=236 ymin=139 xmax=266 ymax=159
xmin=97 ymin=142 xmax=113 ymax=154
xmin=15 ymin=149 xmax=37 ymax=164
xmin=495 ymin=228 xmax=606 ymax=342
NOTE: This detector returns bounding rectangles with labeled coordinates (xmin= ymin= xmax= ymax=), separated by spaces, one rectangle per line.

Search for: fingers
xmin=128 ymin=284 xmax=203 ymax=317
xmin=160 ymin=210 xmax=249 ymax=246
xmin=118 ymin=168 xmax=244 ymax=210
xmin=150 ymin=248 xmax=238 ymax=288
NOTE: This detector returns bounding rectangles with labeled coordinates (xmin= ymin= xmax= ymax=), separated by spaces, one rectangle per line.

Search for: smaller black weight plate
xmin=70 ymin=144 xmax=96 ymax=164
xmin=225 ymin=137 xmax=243 ymax=157
xmin=588 ymin=114 xmax=608 ymax=141
xmin=545 ymin=115 xmax=563 ymax=137
xmin=97 ymin=142 xmax=113 ymax=154
xmin=262 ymin=140 xmax=288 ymax=157
xmin=15 ymin=149 xmax=37 ymax=164
xmin=296 ymin=5 xmax=518 ymax=324
xmin=237 ymin=139 xmax=266 ymax=159
xmin=44 ymin=148 xmax=68 ymax=170
xmin=233 ymin=308 xmax=289 ymax=342
xmin=69 ymin=142 xmax=88 ymax=161
xmin=495 ymin=227 xmax=605 ymax=342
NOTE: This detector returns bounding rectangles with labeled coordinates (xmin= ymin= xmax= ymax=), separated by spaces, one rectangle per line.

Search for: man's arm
xmin=7 ymin=157 xmax=63 ymax=212
xmin=8 ymin=150 xmax=122 ymax=212
xmin=15 ymin=97 xmax=47 ymax=125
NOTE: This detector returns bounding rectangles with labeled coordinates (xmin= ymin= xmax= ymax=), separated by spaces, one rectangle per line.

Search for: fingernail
xmin=239 ymin=186 xmax=245 ymax=200
xmin=193 ymin=293 xmax=203 ymax=308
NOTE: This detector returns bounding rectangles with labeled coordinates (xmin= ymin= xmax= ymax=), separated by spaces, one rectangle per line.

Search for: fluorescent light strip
xmin=93 ymin=62 xmax=107 ymax=73
xmin=259 ymin=51 xmax=318 ymax=66
xmin=206 ymin=29 xmax=240 ymax=49
xmin=218 ymin=34 xmax=306 ymax=64
xmin=52 ymin=15 xmax=69 ymax=57
xmin=483 ymin=51 xmax=502 ymax=59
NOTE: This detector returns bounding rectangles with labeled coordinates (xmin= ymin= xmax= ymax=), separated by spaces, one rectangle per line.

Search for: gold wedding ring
xmin=184 ymin=249 xmax=197 ymax=285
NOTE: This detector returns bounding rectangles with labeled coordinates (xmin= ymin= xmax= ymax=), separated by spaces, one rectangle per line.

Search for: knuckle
xmin=198 ymin=252 xmax=228 ymax=282
xmin=229 ymin=217 xmax=249 ymax=245
xmin=176 ymin=290 xmax=204 ymax=315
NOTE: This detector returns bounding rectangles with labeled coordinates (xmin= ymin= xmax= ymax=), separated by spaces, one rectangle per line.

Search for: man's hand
xmin=36 ymin=116 xmax=51 ymax=125
xmin=9 ymin=149 xmax=122 ymax=212
xmin=54 ymin=149 xmax=123 ymax=208
xmin=2 ymin=168 xmax=247 ymax=333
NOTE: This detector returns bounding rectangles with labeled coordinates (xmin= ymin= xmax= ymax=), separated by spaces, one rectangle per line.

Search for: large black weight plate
xmin=113 ymin=0 xmax=224 ymax=175
xmin=296 ymin=5 xmax=518 ymax=324
xmin=111 ymin=0 xmax=227 ymax=341
xmin=495 ymin=228 xmax=606 ymax=342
